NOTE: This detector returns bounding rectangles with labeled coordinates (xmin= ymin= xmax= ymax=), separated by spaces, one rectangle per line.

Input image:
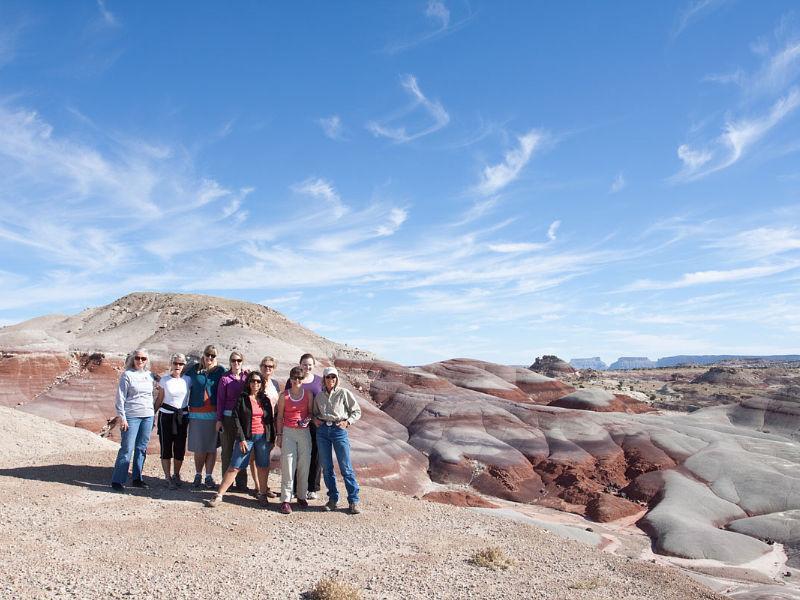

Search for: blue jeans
xmin=316 ymin=424 xmax=359 ymax=504
xmin=229 ymin=434 xmax=271 ymax=470
xmin=111 ymin=415 xmax=154 ymax=484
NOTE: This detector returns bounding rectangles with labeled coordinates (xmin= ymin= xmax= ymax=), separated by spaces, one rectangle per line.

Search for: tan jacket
xmin=312 ymin=387 xmax=361 ymax=425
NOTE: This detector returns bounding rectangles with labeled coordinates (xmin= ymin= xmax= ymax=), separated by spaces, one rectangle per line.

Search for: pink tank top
xmin=250 ymin=396 xmax=265 ymax=435
xmin=282 ymin=389 xmax=310 ymax=428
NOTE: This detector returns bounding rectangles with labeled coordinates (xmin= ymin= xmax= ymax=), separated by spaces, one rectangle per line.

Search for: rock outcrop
xmin=529 ymin=355 xmax=576 ymax=377
xmin=549 ymin=388 xmax=654 ymax=414
xmin=691 ymin=366 xmax=761 ymax=387
xmin=608 ymin=357 xmax=657 ymax=370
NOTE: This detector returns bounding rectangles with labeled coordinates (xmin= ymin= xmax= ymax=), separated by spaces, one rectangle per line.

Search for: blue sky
xmin=1 ymin=1 xmax=799 ymax=365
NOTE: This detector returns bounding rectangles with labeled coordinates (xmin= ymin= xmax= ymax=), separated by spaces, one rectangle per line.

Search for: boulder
xmin=529 ymin=355 xmax=576 ymax=377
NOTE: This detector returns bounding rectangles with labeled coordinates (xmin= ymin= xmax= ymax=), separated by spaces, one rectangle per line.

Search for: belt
xmin=223 ymin=410 xmax=233 ymax=417
xmin=324 ymin=420 xmax=342 ymax=426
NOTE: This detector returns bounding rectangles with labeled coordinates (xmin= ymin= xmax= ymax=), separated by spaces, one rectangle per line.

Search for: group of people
xmin=111 ymin=346 xmax=362 ymax=515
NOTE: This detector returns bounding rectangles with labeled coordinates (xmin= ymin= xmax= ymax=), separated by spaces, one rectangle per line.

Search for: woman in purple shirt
xmin=216 ymin=351 xmax=249 ymax=492
xmin=285 ymin=353 xmax=323 ymax=500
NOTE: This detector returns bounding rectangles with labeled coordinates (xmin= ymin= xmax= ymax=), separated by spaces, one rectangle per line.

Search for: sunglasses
xmin=324 ymin=374 xmax=337 ymax=379
xmin=291 ymin=376 xmax=303 ymax=381
xmin=204 ymin=353 xmax=217 ymax=359
xmin=172 ymin=362 xmax=185 ymax=367
xmin=261 ymin=364 xmax=275 ymax=369
xmin=251 ymin=379 xmax=263 ymax=384
xmin=134 ymin=356 xmax=148 ymax=361
xmin=231 ymin=358 xmax=242 ymax=363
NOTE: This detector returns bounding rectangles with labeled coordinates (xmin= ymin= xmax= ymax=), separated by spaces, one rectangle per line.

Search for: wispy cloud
xmin=317 ymin=115 xmax=344 ymax=140
xmin=673 ymin=88 xmax=800 ymax=181
xmin=474 ymin=129 xmax=543 ymax=195
xmin=609 ymin=172 xmax=626 ymax=193
xmin=291 ymin=177 xmax=348 ymax=219
xmin=366 ymin=75 xmax=449 ymax=143
xmin=623 ymin=262 xmax=800 ymax=291
xmin=707 ymin=226 xmax=800 ymax=258
xmin=384 ymin=0 xmax=475 ymax=55
xmin=96 ymin=0 xmax=119 ymax=27
xmin=547 ymin=220 xmax=561 ymax=241
xmin=673 ymin=0 xmax=729 ymax=38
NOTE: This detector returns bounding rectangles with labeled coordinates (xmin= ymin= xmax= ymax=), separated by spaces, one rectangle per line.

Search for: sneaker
xmin=131 ymin=479 xmax=149 ymax=489
xmin=297 ymin=498 xmax=309 ymax=509
xmin=323 ymin=500 xmax=337 ymax=512
xmin=167 ymin=477 xmax=177 ymax=490
xmin=192 ymin=474 xmax=203 ymax=488
xmin=348 ymin=503 xmax=361 ymax=515
xmin=172 ymin=474 xmax=183 ymax=488
xmin=204 ymin=494 xmax=222 ymax=508
xmin=257 ymin=493 xmax=269 ymax=506
xmin=111 ymin=482 xmax=126 ymax=494
xmin=279 ymin=502 xmax=292 ymax=515
xmin=204 ymin=475 xmax=217 ymax=490
xmin=307 ymin=491 xmax=318 ymax=500
xmin=265 ymin=488 xmax=279 ymax=498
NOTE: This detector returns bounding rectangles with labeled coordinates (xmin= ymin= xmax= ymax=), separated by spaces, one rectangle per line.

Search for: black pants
xmin=157 ymin=411 xmax=188 ymax=461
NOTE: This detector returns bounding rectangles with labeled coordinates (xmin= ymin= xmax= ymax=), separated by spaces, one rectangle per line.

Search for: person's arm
xmin=233 ymin=395 xmax=247 ymax=442
xmin=215 ymin=375 xmax=227 ymax=430
xmin=312 ymin=391 xmax=323 ymax=426
xmin=275 ymin=392 xmax=285 ymax=448
xmin=338 ymin=389 xmax=361 ymax=428
xmin=154 ymin=381 xmax=164 ymax=412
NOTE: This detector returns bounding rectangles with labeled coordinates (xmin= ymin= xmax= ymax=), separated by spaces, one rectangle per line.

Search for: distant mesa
xmin=569 ymin=357 xmax=607 ymax=370
xmin=608 ymin=356 xmax=657 ymax=370
xmin=691 ymin=366 xmax=761 ymax=387
xmin=656 ymin=354 xmax=800 ymax=368
xmin=528 ymin=355 xmax=576 ymax=377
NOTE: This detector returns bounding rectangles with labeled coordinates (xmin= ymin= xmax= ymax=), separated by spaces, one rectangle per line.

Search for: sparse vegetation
xmin=468 ymin=547 xmax=514 ymax=570
xmin=568 ymin=575 xmax=606 ymax=590
xmin=305 ymin=577 xmax=362 ymax=600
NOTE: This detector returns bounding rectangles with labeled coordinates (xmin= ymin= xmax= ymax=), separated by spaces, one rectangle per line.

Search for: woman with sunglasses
xmin=204 ymin=371 xmax=276 ymax=508
xmin=312 ymin=367 xmax=362 ymax=514
xmin=285 ymin=353 xmax=323 ymax=500
xmin=154 ymin=353 xmax=191 ymax=489
xmin=185 ymin=344 xmax=226 ymax=489
xmin=276 ymin=366 xmax=313 ymax=514
xmin=255 ymin=356 xmax=281 ymax=501
xmin=111 ymin=348 xmax=157 ymax=493
xmin=216 ymin=351 xmax=249 ymax=492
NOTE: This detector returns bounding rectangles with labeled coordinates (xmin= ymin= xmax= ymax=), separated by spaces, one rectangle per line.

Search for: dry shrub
xmin=306 ymin=577 xmax=361 ymax=600
xmin=468 ymin=547 xmax=514 ymax=570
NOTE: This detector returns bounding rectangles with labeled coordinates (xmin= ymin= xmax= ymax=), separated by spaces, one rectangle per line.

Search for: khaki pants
xmin=280 ymin=427 xmax=311 ymax=503
xmin=221 ymin=415 xmax=248 ymax=488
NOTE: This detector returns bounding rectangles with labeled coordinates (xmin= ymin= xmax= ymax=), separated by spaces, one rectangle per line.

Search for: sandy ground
xmin=0 ymin=406 xmax=727 ymax=600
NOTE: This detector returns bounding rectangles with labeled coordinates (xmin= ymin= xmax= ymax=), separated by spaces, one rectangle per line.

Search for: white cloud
xmin=96 ymin=0 xmax=119 ymax=27
xmin=425 ymin=1 xmax=450 ymax=28
xmin=609 ymin=172 xmax=626 ymax=193
xmin=673 ymin=88 xmax=800 ymax=181
xmin=547 ymin=220 xmax=561 ymax=241
xmin=317 ymin=115 xmax=344 ymax=140
xmin=673 ymin=0 xmax=729 ymax=38
xmin=487 ymin=242 xmax=546 ymax=253
xmin=475 ymin=129 xmax=543 ymax=195
xmin=366 ymin=75 xmax=449 ymax=143
xmin=708 ymin=226 xmax=800 ymax=258
xmin=376 ymin=208 xmax=408 ymax=236
xmin=624 ymin=262 xmax=800 ymax=291
xmin=291 ymin=177 xmax=347 ymax=218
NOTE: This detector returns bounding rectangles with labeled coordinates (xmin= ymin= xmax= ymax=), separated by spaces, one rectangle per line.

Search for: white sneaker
xmin=307 ymin=491 xmax=318 ymax=500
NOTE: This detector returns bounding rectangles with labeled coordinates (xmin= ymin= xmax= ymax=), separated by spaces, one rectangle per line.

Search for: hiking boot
xmin=204 ymin=494 xmax=222 ymax=508
xmin=192 ymin=474 xmax=203 ymax=488
xmin=111 ymin=482 xmax=126 ymax=494
xmin=323 ymin=500 xmax=337 ymax=512
xmin=257 ymin=493 xmax=269 ymax=506
xmin=279 ymin=502 xmax=292 ymax=515
xmin=204 ymin=475 xmax=217 ymax=490
xmin=297 ymin=498 xmax=309 ymax=509
xmin=167 ymin=477 xmax=177 ymax=490
xmin=348 ymin=502 xmax=361 ymax=515
xmin=172 ymin=473 xmax=183 ymax=488
xmin=131 ymin=479 xmax=149 ymax=489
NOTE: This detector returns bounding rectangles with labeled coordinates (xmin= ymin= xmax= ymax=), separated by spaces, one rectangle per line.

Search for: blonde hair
xmin=201 ymin=344 xmax=218 ymax=369
xmin=124 ymin=348 xmax=150 ymax=371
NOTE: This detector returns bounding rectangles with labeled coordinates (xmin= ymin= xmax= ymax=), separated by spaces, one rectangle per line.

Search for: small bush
xmin=568 ymin=576 xmax=606 ymax=590
xmin=468 ymin=547 xmax=514 ymax=570
xmin=306 ymin=577 xmax=361 ymax=600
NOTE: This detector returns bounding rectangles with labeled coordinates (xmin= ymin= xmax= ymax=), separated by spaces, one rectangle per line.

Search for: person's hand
xmin=239 ymin=440 xmax=248 ymax=454
xmin=337 ymin=420 xmax=349 ymax=429
xmin=119 ymin=417 xmax=129 ymax=432
xmin=215 ymin=420 xmax=223 ymax=432
xmin=275 ymin=434 xmax=282 ymax=449
xmin=313 ymin=418 xmax=322 ymax=427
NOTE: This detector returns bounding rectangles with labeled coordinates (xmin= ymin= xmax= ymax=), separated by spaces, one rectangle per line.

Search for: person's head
xmin=259 ymin=356 xmax=277 ymax=378
xmin=245 ymin=370 xmax=263 ymax=394
xmin=169 ymin=353 xmax=186 ymax=375
xmin=323 ymin=366 xmax=339 ymax=392
xmin=289 ymin=365 xmax=305 ymax=387
xmin=126 ymin=348 xmax=150 ymax=372
xmin=229 ymin=351 xmax=244 ymax=373
xmin=201 ymin=345 xmax=218 ymax=370
xmin=299 ymin=353 xmax=315 ymax=375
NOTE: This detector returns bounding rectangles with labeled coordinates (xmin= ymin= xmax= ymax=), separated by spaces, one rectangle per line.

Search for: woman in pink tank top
xmin=275 ymin=366 xmax=313 ymax=514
